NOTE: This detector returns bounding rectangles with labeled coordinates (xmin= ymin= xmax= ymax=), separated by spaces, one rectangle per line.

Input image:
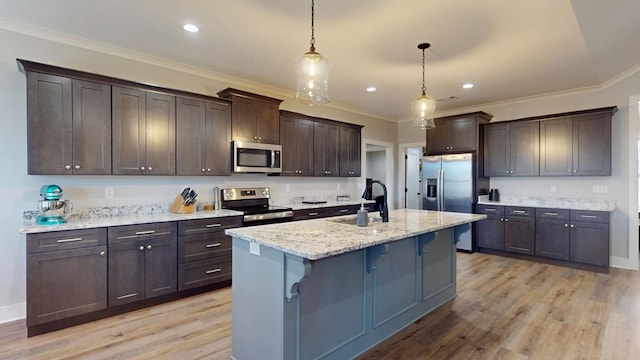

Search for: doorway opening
xmin=363 ymin=139 xmax=394 ymax=209
xmin=398 ymin=142 xmax=425 ymax=209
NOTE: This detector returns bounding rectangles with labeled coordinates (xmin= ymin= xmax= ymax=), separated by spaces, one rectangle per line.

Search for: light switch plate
xmin=105 ymin=187 xmax=114 ymax=198
xmin=592 ymin=185 xmax=608 ymax=193
xmin=249 ymin=242 xmax=260 ymax=256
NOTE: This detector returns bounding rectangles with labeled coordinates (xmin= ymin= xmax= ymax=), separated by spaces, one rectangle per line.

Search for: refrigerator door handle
xmin=437 ymin=167 xmax=443 ymax=211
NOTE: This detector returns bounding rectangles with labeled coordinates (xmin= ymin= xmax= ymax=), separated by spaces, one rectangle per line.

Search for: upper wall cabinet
xmin=176 ymin=97 xmax=232 ymax=176
xmin=484 ymin=121 xmax=539 ymax=177
xmin=279 ymin=111 xmax=314 ymax=176
xmin=217 ymin=88 xmax=283 ymax=145
xmin=20 ymin=62 xmax=112 ymax=175
xmin=339 ymin=124 xmax=363 ymax=177
xmin=426 ymin=112 xmax=492 ymax=155
xmin=112 ymin=87 xmax=176 ymax=175
xmin=539 ymin=109 xmax=615 ymax=176
xmin=314 ymin=120 xmax=339 ymax=177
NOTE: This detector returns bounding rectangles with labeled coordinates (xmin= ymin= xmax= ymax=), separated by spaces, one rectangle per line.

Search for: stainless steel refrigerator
xmin=422 ymin=153 xmax=474 ymax=251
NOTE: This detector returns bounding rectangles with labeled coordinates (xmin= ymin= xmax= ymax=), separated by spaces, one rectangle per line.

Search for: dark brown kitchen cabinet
xmin=476 ymin=205 xmax=505 ymax=250
xmin=426 ymin=112 xmax=492 ymax=155
xmin=535 ymin=208 xmax=571 ymax=260
xmin=339 ymin=124 xmax=363 ymax=177
xmin=23 ymin=70 xmax=111 ymax=175
xmin=112 ymin=87 xmax=176 ymax=175
xmin=26 ymin=228 xmax=107 ymax=328
xmin=176 ymin=96 xmax=232 ymax=176
xmin=569 ymin=210 xmax=609 ymax=267
xmin=292 ymin=208 xmax=330 ymax=221
xmin=217 ymin=88 xmax=283 ymax=144
xmin=108 ymin=222 xmax=177 ymax=307
xmin=539 ymin=108 xmax=615 ymax=176
xmin=314 ymin=121 xmax=339 ymax=176
xmin=177 ymin=217 xmax=242 ymax=291
xmin=484 ymin=121 xmax=539 ymax=177
xmin=280 ymin=111 xmax=314 ymax=176
xmin=503 ymin=207 xmax=535 ymax=255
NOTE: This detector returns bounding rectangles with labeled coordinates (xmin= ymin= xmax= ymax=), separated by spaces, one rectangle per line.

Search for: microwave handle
xmin=271 ymin=150 xmax=275 ymax=168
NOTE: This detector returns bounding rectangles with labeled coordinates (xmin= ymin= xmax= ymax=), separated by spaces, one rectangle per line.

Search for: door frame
xmin=398 ymin=142 xmax=425 ymax=209
xmin=626 ymin=94 xmax=640 ymax=270
xmin=362 ymin=139 xmax=395 ymax=209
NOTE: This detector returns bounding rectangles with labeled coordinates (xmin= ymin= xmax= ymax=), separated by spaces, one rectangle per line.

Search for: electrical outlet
xmin=249 ymin=242 xmax=260 ymax=256
xmin=285 ymin=184 xmax=290 ymax=193
xmin=337 ymin=183 xmax=341 ymax=190
xmin=592 ymin=185 xmax=608 ymax=193
xmin=550 ymin=184 xmax=557 ymax=192
xmin=105 ymin=187 xmax=114 ymax=198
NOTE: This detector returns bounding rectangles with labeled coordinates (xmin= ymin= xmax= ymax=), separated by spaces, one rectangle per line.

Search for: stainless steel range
xmin=219 ymin=187 xmax=293 ymax=226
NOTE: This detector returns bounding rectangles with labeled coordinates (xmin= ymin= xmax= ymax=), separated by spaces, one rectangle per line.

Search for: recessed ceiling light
xmin=462 ymin=83 xmax=474 ymax=89
xmin=183 ymin=24 xmax=199 ymax=33
xmin=366 ymin=86 xmax=376 ymax=92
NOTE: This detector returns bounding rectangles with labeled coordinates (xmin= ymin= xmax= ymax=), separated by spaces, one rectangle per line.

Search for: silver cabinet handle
xmin=147 ymin=245 xmax=152 ymax=250
xmin=135 ymin=230 xmax=156 ymax=235
xmin=570 ymin=224 xmax=575 ymax=228
xmin=140 ymin=166 xmax=145 ymax=171
xmin=201 ymin=168 xmax=206 ymax=172
xmin=74 ymin=165 xmax=80 ymax=170
xmin=308 ymin=212 xmax=319 ymax=216
xmin=339 ymin=209 xmax=349 ymax=213
xmin=512 ymin=210 xmax=526 ymax=214
xmin=207 ymin=168 xmax=211 ymax=172
xmin=485 ymin=208 xmax=497 ymax=212
xmin=206 ymin=224 xmax=222 ymax=228
xmin=148 ymin=166 xmax=152 ymax=171
xmin=504 ymin=218 xmax=509 ymax=222
xmin=565 ymin=224 xmax=569 ymax=227
xmin=500 ymin=218 xmax=504 ymax=222
xmin=65 ymin=165 xmax=71 ymax=170
xmin=117 ymin=293 xmax=138 ymax=300
xmin=579 ymin=215 xmax=597 ymax=219
xmin=206 ymin=268 xmax=221 ymax=274
xmin=573 ymin=169 xmax=577 ymax=173
xmin=56 ymin=237 xmax=83 ymax=243
xmin=206 ymin=243 xmax=222 ymax=248
xmin=544 ymin=212 xmax=559 ymax=216
xmin=139 ymin=246 xmax=144 ymax=251
xmin=100 ymin=251 xmax=106 ymax=256
xmin=567 ymin=169 xmax=572 ymax=173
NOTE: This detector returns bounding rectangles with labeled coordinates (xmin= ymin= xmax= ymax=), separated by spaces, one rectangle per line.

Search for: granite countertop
xmin=20 ymin=209 xmax=244 ymax=234
xmin=225 ymin=209 xmax=486 ymax=260
xmin=477 ymin=195 xmax=616 ymax=212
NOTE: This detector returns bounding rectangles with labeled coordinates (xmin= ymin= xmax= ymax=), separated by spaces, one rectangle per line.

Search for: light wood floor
xmin=1 ymin=252 xmax=638 ymax=360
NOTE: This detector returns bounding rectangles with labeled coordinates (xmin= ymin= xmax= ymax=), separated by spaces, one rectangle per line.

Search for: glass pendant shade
xmin=295 ymin=50 xmax=330 ymax=105
xmin=412 ymin=94 xmax=436 ymax=129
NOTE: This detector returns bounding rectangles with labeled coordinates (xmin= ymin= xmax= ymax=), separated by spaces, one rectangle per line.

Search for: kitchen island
xmin=226 ymin=209 xmax=486 ymax=360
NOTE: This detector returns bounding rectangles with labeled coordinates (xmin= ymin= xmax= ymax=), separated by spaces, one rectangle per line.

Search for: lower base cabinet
xmin=503 ymin=207 xmax=535 ymax=255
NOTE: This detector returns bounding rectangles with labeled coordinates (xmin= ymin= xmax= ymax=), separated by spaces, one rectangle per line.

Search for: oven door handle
xmin=244 ymin=211 xmax=294 ymax=223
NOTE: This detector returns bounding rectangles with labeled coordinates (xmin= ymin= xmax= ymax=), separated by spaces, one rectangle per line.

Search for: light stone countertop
xmin=477 ymin=195 xmax=616 ymax=211
xmin=20 ymin=209 xmax=244 ymax=234
xmin=225 ymin=209 xmax=486 ymax=260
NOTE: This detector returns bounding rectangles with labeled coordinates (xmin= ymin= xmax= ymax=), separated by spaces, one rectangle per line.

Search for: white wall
xmin=0 ymin=27 xmax=398 ymax=323
xmin=366 ymin=150 xmax=386 ymax=197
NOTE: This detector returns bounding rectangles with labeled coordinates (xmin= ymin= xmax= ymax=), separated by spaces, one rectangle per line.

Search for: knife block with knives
xmin=170 ymin=187 xmax=198 ymax=214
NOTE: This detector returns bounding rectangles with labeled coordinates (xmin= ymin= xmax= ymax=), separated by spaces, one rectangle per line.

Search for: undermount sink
xmin=328 ymin=215 xmax=384 ymax=226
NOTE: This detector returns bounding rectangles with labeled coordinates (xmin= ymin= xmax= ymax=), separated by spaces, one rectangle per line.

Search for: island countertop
xmin=225 ymin=209 xmax=486 ymax=260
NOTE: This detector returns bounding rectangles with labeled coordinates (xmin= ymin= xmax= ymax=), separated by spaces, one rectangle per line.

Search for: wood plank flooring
xmin=1 ymin=252 xmax=638 ymax=359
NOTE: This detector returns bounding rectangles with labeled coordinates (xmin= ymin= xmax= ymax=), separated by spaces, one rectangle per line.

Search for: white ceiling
xmin=1 ymin=0 xmax=639 ymax=121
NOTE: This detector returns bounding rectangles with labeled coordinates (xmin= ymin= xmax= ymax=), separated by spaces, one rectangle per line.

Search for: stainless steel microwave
xmin=232 ymin=141 xmax=282 ymax=173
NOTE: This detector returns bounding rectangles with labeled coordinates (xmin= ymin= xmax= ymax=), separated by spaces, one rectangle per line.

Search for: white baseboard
xmin=610 ymin=256 xmax=639 ymax=270
xmin=0 ymin=302 xmax=25 ymax=325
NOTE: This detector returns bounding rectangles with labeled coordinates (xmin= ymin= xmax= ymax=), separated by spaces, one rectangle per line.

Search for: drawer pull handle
xmin=206 ymin=224 xmax=222 ymax=228
xmin=308 ymin=212 xmax=319 ymax=216
xmin=56 ymin=237 xmax=83 ymax=243
xmin=544 ymin=212 xmax=559 ymax=216
xmin=117 ymin=293 xmax=138 ymax=300
xmin=206 ymin=243 xmax=222 ymax=248
xmin=339 ymin=209 xmax=349 ymax=213
xmin=135 ymin=230 xmax=156 ymax=235
xmin=580 ymin=215 xmax=597 ymax=219
xmin=206 ymin=268 xmax=222 ymax=274
xmin=512 ymin=210 xmax=526 ymax=214
xmin=485 ymin=209 xmax=497 ymax=212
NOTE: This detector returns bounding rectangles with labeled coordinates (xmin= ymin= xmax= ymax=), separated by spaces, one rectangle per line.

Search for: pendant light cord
xmin=421 ymin=47 xmax=426 ymax=96
xmin=310 ymin=0 xmax=316 ymax=52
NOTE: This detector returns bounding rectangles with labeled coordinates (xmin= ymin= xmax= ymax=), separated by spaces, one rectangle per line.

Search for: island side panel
xmin=421 ymin=228 xmax=456 ymax=305
xmin=231 ymin=238 xmax=287 ymax=360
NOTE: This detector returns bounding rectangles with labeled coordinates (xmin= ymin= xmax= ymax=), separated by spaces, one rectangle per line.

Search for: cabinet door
xmin=535 ymin=219 xmax=570 ymax=260
xmin=26 ymin=72 xmax=72 ymax=175
xmin=504 ymin=217 xmax=535 ymax=255
xmin=449 ymin=117 xmax=476 ymax=152
xmin=476 ymin=215 xmax=504 ymax=250
xmin=313 ymin=121 xmax=339 ymax=176
xmin=27 ymin=246 xmax=107 ymax=326
xmin=255 ymin=99 xmax=280 ymax=144
xmin=539 ymin=117 xmax=572 ymax=176
xmin=572 ymin=113 xmax=611 ymax=176
xmin=231 ymin=96 xmax=257 ymax=143
xmin=426 ymin=119 xmax=450 ymax=154
xmin=339 ymin=126 xmax=361 ymax=177
xmin=510 ymin=121 xmax=539 ymax=176
xmin=176 ymin=97 xmax=207 ymax=175
xmin=144 ymin=235 xmax=177 ymax=299
xmin=71 ymin=80 xmax=112 ymax=175
xmin=108 ymin=240 xmax=146 ymax=306
xmin=280 ymin=115 xmax=299 ymax=176
xmin=145 ymin=92 xmax=176 ymax=175
xmin=570 ymin=222 xmax=609 ymax=266
xmin=205 ymin=101 xmax=232 ymax=175
xmin=281 ymin=116 xmax=314 ymax=176
xmin=483 ymin=124 xmax=509 ymax=176
xmin=112 ymin=86 xmax=146 ymax=175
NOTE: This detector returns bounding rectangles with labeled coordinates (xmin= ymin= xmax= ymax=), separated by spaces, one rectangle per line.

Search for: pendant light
xmin=295 ymin=0 xmax=329 ymax=105
xmin=411 ymin=43 xmax=436 ymax=129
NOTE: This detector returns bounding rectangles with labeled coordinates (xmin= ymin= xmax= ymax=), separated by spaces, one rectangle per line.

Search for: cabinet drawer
xmin=178 ymin=232 xmax=231 ymax=263
xmin=536 ymin=208 xmax=570 ymax=220
xmin=292 ymin=208 xmax=329 ymax=221
xmin=178 ymin=257 xmax=231 ymax=291
xmin=571 ymin=210 xmax=609 ymax=224
xmin=108 ymin=222 xmax=176 ymax=244
xmin=476 ymin=205 xmax=504 ymax=216
xmin=178 ymin=216 xmax=242 ymax=236
xmin=505 ymin=206 xmax=534 ymax=217
xmin=27 ymin=228 xmax=107 ymax=254
xmin=326 ymin=205 xmax=358 ymax=217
